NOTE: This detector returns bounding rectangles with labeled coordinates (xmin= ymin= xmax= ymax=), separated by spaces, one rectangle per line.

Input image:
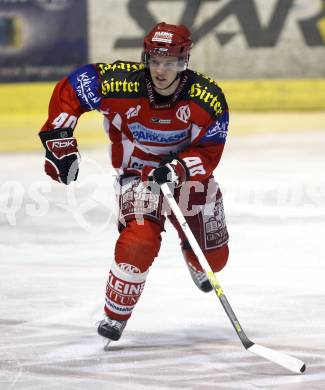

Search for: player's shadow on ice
xmin=104 ymin=325 xmax=242 ymax=352
xmin=101 ymin=327 xmax=307 ymax=377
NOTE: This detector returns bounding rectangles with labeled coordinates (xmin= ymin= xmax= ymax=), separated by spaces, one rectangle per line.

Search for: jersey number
xmin=52 ymin=112 xmax=77 ymax=129
xmin=183 ymin=157 xmax=206 ymax=176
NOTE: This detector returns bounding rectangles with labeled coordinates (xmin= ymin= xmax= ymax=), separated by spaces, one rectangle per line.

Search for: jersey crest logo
xmin=176 ymin=105 xmax=191 ymax=124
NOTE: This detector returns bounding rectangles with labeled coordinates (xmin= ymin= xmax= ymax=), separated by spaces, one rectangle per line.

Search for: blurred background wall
xmin=89 ymin=0 xmax=325 ymax=78
xmin=1 ymin=0 xmax=325 ymax=152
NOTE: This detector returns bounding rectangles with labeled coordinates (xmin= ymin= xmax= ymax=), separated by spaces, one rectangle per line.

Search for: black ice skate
xmin=97 ymin=315 xmax=127 ymax=343
xmin=186 ymin=261 xmax=213 ymax=293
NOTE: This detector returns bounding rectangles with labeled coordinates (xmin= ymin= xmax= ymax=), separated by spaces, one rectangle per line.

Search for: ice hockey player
xmin=39 ymin=22 xmax=230 ymax=343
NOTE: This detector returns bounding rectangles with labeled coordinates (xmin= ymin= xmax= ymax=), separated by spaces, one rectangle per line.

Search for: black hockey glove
xmin=39 ymin=128 xmax=80 ymax=185
xmin=152 ymin=153 xmax=189 ymax=187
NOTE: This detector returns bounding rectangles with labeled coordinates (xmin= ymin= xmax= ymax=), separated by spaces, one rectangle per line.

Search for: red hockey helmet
xmin=142 ymin=22 xmax=193 ymax=68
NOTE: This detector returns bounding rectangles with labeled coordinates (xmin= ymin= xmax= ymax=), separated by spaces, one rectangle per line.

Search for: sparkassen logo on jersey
xmin=128 ymin=123 xmax=188 ymax=144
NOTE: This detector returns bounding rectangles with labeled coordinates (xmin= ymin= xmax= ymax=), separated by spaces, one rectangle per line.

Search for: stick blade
xmin=248 ymin=343 xmax=306 ymax=374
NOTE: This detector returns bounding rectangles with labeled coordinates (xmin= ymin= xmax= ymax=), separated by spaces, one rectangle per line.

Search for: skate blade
xmin=104 ymin=340 xmax=112 ymax=351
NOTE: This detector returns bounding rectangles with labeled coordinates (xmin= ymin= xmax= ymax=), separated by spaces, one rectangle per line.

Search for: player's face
xmin=148 ymin=55 xmax=183 ymax=93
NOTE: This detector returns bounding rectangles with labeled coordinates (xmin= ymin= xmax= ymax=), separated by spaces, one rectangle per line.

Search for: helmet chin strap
xmin=153 ymin=72 xmax=181 ymax=92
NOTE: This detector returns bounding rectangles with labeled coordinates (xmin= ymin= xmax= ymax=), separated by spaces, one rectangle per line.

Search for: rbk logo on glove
xmin=46 ymin=138 xmax=78 ymax=159
xmin=39 ymin=128 xmax=80 ymax=185
xmin=48 ymin=139 xmax=77 ymax=149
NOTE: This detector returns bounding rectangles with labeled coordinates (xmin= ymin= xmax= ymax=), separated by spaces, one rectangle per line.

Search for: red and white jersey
xmin=40 ymin=61 xmax=229 ymax=182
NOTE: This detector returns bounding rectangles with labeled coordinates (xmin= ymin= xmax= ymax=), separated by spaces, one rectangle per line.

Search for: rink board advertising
xmin=90 ymin=0 xmax=325 ymax=79
xmin=0 ymin=0 xmax=88 ymax=82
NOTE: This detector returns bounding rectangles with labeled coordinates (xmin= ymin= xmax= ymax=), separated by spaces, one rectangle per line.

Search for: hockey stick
xmin=160 ymin=183 xmax=306 ymax=374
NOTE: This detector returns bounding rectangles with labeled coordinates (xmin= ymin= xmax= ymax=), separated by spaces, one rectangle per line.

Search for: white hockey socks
xmin=104 ymin=260 xmax=148 ymax=320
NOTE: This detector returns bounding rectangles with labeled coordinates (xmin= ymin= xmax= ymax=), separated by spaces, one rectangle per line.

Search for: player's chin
xmin=153 ymin=78 xmax=168 ymax=89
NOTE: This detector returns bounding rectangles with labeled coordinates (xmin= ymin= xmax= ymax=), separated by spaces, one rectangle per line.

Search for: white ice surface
xmin=0 ymin=131 xmax=325 ymax=389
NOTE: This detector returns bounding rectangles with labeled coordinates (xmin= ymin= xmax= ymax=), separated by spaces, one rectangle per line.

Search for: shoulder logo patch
xmin=126 ymin=105 xmax=141 ymax=119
